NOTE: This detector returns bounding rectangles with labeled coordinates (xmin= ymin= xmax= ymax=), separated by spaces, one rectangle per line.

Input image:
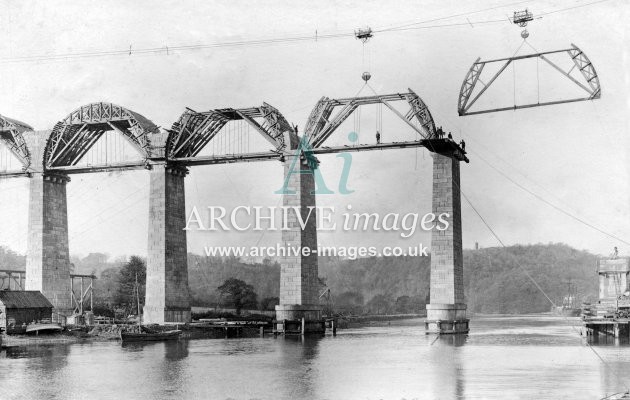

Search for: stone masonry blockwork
xmin=25 ymin=173 xmax=73 ymax=315
xmin=144 ymin=165 xmax=191 ymax=324
xmin=425 ymin=152 xmax=468 ymax=334
xmin=429 ymin=153 xmax=464 ymax=305
xmin=276 ymin=153 xmax=322 ymax=326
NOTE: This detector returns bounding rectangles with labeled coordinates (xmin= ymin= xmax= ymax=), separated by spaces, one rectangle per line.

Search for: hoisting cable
xmin=460 ymin=187 xmax=630 ymax=396
xmin=513 ymin=61 xmax=517 ymax=108
xmin=399 ymin=111 xmax=630 ymax=394
xmin=471 ymin=150 xmax=630 ymax=247
xmin=524 ymin=39 xmax=550 ymax=108
xmin=386 ymin=47 xmax=628 ymax=392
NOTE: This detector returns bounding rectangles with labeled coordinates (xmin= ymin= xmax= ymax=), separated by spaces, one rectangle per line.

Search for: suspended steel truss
xmin=458 ymin=44 xmax=601 ymax=116
xmin=304 ymin=88 xmax=437 ymax=148
xmin=167 ymin=102 xmax=294 ymax=159
xmin=0 ymin=114 xmax=32 ymax=169
xmin=0 ymin=85 xmax=469 ymax=177
xmin=43 ymin=102 xmax=159 ymax=168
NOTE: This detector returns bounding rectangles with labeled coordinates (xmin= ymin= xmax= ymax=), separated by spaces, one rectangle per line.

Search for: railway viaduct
xmin=0 ymin=90 xmax=468 ymax=334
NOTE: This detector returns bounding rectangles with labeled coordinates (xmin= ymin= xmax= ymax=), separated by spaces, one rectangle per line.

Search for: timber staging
xmin=583 ymin=318 xmax=630 ymax=339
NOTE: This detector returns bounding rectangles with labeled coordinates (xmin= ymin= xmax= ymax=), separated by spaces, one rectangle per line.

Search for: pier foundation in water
xmin=275 ymin=144 xmax=325 ymax=334
xmin=425 ymin=149 xmax=469 ymax=334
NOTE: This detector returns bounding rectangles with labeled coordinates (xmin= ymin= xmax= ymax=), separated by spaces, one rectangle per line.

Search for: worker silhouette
xmin=447 ymin=132 xmax=453 ymax=140
xmin=436 ymin=127 xmax=444 ymax=139
xmin=612 ymin=246 xmax=619 ymax=259
xmin=376 ymin=131 xmax=381 ymax=144
xmin=460 ymin=139 xmax=466 ymax=151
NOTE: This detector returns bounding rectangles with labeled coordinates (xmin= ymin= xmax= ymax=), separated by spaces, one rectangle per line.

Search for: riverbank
xmin=0 ymin=313 xmax=428 ymax=348
xmin=1 ymin=322 xmax=270 ymax=348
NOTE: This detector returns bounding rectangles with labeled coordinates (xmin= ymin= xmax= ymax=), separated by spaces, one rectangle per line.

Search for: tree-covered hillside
xmin=0 ymin=243 xmax=601 ymax=314
xmin=464 ymin=243 xmax=598 ymax=313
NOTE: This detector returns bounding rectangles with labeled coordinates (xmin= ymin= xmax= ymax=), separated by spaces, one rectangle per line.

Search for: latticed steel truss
xmin=304 ymin=88 xmax=436 ymax=148
xmin=1 ymin=90 xmax=454 ymax=176
xmin=43 ymin=102 xmax=158 ymax=168
xmin=0 ymin=114 xmax=32 ymax=168
xmin=458 ymin=44 xmax=601 ymax=116
xmin=167 ymin=102 xmax=293 ymax=158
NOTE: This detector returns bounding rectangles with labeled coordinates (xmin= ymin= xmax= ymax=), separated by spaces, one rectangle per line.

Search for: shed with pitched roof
xmin=0 ymin=291 xmax=53 ymax=334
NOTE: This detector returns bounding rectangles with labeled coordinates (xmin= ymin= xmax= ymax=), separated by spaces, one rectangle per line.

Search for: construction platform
xmin=582 ymin=256 xmax=630 ymax=339
xmin=583 ymin=318 xmax=630 ymax=339
xmin=272 ymin=318 xmax=337 ymax=336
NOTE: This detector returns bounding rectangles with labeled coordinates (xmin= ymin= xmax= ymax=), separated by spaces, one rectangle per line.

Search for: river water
xmin=1 ymin=314 xmax=629 ymax=400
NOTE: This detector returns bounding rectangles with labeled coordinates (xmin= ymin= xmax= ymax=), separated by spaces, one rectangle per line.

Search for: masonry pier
xmin=275 ymin=147 xmax=325 ymax=334
xmin=24 ymin=132 xmax=73 ymax=319
xmin=425 ymin=142 xmax=469 ymax=334
xmin=143 ymin=163 xmax=192 ymax=324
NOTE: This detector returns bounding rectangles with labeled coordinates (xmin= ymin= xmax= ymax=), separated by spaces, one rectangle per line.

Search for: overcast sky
xmin=0 ymin=0 xmax=628 ymax=261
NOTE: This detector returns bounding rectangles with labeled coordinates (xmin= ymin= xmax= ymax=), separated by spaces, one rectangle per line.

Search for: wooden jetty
xmin=120 ymin=329 xmax=181 ymax=342
xmin=584 ymin=318 xmax=630 ymax=338
xmin=272 ymin=318 xmax=336 ymax=336
xmin=189 ymin=320 xmax=271 ymax=338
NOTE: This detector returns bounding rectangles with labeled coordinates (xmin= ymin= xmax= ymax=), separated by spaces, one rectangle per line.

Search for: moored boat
xmin=120 ymin=329 xmax=182 ymax=342
xmin=552 ymin=282 xmax=581 ymax=317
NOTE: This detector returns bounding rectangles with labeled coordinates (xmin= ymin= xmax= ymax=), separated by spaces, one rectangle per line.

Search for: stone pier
xmin=25 ymin=172 xmax=73 ymax=317
xmin=426 ymin=150 xmax=469 ymax=334
xmin=24 ymin=131 xmax=73 ymax=318
xmin=275 ymin=149 xmax=324 ymax=334
xmin=143 ymin=163 xmax=191 ymax=324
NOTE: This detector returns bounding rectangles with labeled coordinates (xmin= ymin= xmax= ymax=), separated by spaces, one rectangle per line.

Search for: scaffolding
xmin=0 ymin=269 xmax=25 ymax=290
xmin=70 ymin=274 xmax=96 ymax=315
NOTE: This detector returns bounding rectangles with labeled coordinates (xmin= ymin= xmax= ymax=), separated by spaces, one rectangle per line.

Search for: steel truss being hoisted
xmin=458 ymin=43 xmax=601 ymax=116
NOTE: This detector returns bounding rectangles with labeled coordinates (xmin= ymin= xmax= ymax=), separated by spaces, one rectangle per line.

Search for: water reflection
xmin=4 ymin=343 xmax=71 ymax=360
xmin=429 ymin=335 xmax=466 ymax=400
xmin=436 ymin=333 xmax=468 ymax=347
xmin=2 ymin=316 xmax=630 ymax=399
xmin=162 ymin=341 xmax=190 ymax=397
xmin=588 ymin=333 xmax=630 ymax=346
xmin=119 ymin=340 xmax=191 ymax=397
xmin=2 ymin=344 xmax=72 ymax=400
xmin=275 ymin=335 xmax=322 ymax=400
xmin=165 ymin=340 xmax=190 ymax=361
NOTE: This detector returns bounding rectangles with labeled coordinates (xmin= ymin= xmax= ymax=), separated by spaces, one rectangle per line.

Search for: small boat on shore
xmin=120 ymin=329 xmax=182 ymax=342
xmin=25 ymin=323 xmax=63 ymax=335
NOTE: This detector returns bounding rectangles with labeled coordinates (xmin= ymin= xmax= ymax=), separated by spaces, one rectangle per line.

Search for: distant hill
xmin=0 ymin=242 xmax=600 ymax=314
xmin=319 ymin=242 xmax=599 ymax=314
xmin=464 ymin=243 xmax=598 ymax=313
